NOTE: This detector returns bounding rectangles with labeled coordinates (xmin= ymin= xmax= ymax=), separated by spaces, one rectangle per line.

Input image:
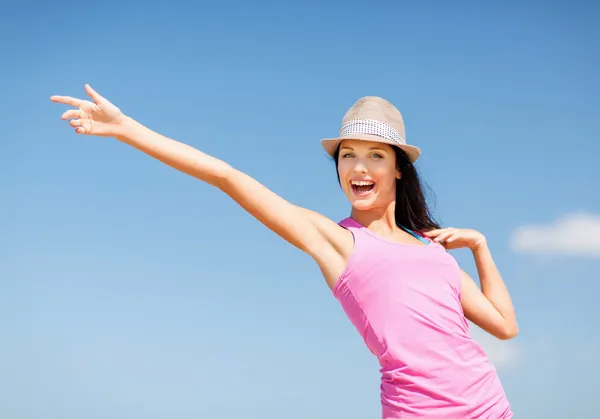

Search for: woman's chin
xmin=350 ymin=196 xmax=376 ymax=210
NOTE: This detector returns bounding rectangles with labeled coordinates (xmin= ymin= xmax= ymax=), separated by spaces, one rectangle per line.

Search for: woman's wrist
xmin=470 ymin=236 xmax=488 ymax=253
xmin=114 ymin=114 xmax=138 ymax=142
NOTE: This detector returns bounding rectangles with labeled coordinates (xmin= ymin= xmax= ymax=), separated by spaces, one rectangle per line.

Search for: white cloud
xmin=469 ymin=322 xmax=519 ymax=369
xmin=510 ymin=212 xmax=600 ymax=258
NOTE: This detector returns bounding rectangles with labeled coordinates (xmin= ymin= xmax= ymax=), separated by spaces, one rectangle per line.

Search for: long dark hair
xmin=333 ymin=144 xmax=441 ymax=233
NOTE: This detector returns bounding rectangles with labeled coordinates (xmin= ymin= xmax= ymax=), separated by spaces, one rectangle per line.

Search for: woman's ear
xmin=396 ymin=168 xmax=402 ymax=180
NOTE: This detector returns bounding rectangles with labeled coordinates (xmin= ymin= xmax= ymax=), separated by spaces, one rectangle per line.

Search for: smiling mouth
xmin=350 ymin=180 xmax=375 ymax=196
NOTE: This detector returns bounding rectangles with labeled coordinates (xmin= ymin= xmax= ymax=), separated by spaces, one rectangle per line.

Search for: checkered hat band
xmin=338 ymin=119 xmax=405 ymax=145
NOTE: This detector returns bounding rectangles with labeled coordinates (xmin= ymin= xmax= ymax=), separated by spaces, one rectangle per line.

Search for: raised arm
xmin=460 ymin=268 xmax=518 ymax=340
xmin=50 ymin=85 xmax=351 ymax=286
xmin=460 ymin=243 xmax=518 ymax=340
xmin=423 ymin=227 xmax=519 ymax=340
xmin=118 ymin=117 xmax=347 ymax=254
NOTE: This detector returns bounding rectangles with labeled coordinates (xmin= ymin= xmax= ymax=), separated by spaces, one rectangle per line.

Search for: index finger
xmin=422 ymin=229 xmax=443 ymax=236
xmin=50 ymin=95 xmax=83 ymax=108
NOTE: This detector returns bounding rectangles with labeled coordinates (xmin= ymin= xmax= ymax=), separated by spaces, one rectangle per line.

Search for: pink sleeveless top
xmin=333 ymin=218 xmax=513 ymax=418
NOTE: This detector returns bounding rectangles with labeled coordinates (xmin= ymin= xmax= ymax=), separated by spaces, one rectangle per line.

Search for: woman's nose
xmin=353 ymin=161 xmax=368 ymax=174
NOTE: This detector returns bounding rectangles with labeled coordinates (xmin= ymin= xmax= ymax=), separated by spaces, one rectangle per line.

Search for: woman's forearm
xmin=472 ymin=242 xmax=519 ymax=337
xmin=115 ymin=116 xmax=231 ymax=188
xmin=110 ymin=115 xmax=341 ymax=258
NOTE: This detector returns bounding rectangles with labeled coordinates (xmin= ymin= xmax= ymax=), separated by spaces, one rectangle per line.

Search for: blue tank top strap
xmin=399 ymin=224 xmax=430 ymax=245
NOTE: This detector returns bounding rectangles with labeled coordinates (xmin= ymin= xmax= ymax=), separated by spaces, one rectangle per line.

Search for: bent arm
xmin=460 ymin=244 xmax=518 ymax=340
xmin=114 ymin=116 xmax=346 ymax=258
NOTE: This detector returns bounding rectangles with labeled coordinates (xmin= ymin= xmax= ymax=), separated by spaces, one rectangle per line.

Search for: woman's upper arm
xmin=460 ymin=270 xmax=515 ymax=340
xmin=219 ymin=166 xmax=350 ymax=261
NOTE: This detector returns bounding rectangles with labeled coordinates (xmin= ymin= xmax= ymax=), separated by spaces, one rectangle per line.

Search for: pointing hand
xmin=50 ymin=84 xmax=126 ymax=137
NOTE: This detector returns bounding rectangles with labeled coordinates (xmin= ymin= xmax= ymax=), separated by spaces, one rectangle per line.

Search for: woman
xmin=51 ymin=86 xmax=518 ymax=418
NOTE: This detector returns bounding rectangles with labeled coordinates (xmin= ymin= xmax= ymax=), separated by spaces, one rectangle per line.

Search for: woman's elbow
xmin=497 ymin=323 xmax=519 ymax=340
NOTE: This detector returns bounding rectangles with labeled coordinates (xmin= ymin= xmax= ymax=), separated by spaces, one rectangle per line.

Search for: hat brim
xmin=320 ymin=133 xmax=421 ymax=163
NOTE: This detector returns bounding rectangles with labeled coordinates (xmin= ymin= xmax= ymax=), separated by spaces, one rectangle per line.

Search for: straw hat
xmin=321 ymin=96 xmax=421 ymax=163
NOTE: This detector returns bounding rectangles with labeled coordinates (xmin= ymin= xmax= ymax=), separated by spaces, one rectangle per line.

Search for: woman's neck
xmin=350 ymin=202 xmax=398 ymax=234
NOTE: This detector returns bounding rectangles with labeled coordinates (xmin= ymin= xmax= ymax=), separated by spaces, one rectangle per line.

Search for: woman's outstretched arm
xmin=50 ymin=85 xmax=350 ymax=273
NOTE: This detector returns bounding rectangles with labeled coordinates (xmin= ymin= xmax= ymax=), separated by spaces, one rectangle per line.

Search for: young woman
xmin=51 ymin=86 xmax=518 ymax=418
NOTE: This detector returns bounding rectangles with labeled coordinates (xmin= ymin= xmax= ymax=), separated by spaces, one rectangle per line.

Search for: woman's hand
xmin=423 ymin=227 xmax=487 ymax=251
xmin=50 ymin=84 xmax=126 ymax=137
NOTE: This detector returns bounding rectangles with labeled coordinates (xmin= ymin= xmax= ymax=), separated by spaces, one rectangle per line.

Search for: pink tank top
xmin=333 ymin=218 xmax=513 ymax=418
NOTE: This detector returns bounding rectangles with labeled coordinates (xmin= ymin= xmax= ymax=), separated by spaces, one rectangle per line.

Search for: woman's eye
xmin=371 ymin=153 xmax=383 ymax=159
xmin=342 ymin=153 xmax=354 ymax=158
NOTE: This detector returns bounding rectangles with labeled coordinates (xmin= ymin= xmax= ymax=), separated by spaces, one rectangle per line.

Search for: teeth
xmin=351 ymin=180 xmax=374 ymax=186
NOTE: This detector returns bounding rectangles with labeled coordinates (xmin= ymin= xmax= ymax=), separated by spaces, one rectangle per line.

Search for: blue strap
xmin=400 ymin=225 xmax=429 ymax=245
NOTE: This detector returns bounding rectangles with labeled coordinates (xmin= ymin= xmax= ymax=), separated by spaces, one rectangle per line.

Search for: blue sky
xmin=2 ymin=1 xmax=599 ymax=418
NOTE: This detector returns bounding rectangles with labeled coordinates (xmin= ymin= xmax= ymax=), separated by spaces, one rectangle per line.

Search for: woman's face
xmin=337 ymin=139 xmax=401 ymax=211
